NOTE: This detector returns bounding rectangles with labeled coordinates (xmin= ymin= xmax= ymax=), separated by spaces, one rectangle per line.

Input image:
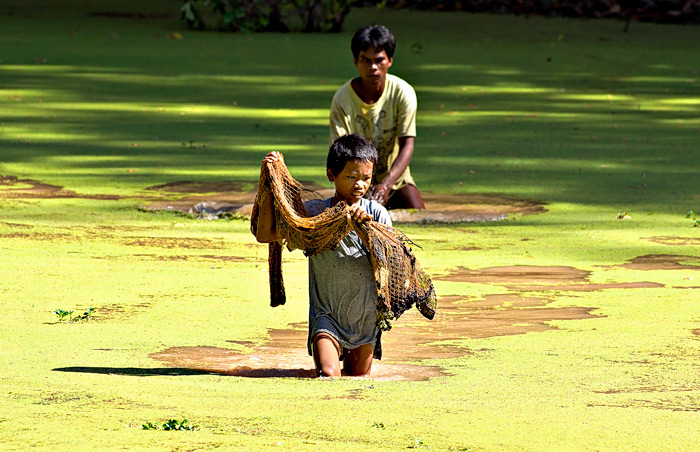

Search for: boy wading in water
xmin=255 ymin=134 xmax=391 ymax=377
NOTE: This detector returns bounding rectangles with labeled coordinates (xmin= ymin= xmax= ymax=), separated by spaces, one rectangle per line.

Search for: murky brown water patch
xmin=617 ymin=254 xmax=700 ymax=271
xmin=142 ymin=180 xmax=327 ymax=217
xmin=96 ymin=303 xmax=152 ymax=321
xmin=121 ymin=236 xmax=225 ymax=250
xmin=439 ymin=265 xmax=663 ymax=291
xmin=2 ymin=175 xmax=546 ymax=224
xmin=0 ymin=221 xmax=33 ymax=229
xmin=387 ymin=294 xmax=599 ymax=346
xmin=130 ymin=253 xmax=257 ymax=263
xmin=149 ymin=345 xmax=444 ymax=381
xmin=645 ymin=236 xmax=700 ymax=246
xmin=150 ymin=293 xmax=599 ymax=380
xmin=0 ymin=175 xmax=121 ymax=200
xmin=389 ymin=193 xmax=547 ymax=223
xmin=0 ymin=231 xmax=81 ymax=242
xmin=142 ymin=180 xmax=546 ymax=224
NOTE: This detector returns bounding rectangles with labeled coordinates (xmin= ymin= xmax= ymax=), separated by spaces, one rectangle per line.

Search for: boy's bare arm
xmin=254 ymin=152 xmax=283 ymax=243
xmin=254 ymin=191 xmax=277 ymax=243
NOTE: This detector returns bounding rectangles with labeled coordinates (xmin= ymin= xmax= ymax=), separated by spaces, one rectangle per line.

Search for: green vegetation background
xmin=1 ymin=1 xmax=699 ymax=451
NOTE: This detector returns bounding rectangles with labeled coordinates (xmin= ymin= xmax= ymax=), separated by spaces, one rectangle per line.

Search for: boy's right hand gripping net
xmin=251 ymin=158 xmax=436 ymax=331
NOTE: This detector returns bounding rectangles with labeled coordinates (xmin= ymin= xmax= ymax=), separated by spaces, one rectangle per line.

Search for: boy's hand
xmin=348 ymin=205 xmax=372 ymax=223
xmin=263 ymin=151 xmax=283 ymax=164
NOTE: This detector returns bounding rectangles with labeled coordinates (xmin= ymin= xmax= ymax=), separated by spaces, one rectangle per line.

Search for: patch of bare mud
xmin=439 ymin=265 xmax=664 ymax=291
xmin=389 ymin=193 xmax=547 ymax=224
xmin=645 ymin=236 xmax=700 ymax=246
xmin=0 ymin=231 xmax=80 ymax=242
xmin=130 ymin=253 xmax=257 ymax=263
xmin=96 ymin=303 xmax=152 ymax=321
xmin=588 ymin=399 xmax=700 ymax=412
xmin=149 ymin=293 xmax=600 ymax=381
xmin=0 ymin=175 xmax=120 ymax=200
xmin=142 ymin=180 xmax=546 ymax=224
xmin=142 ymin=180 xmax=327 ymax=218
xmin=121 ymin=236 xmax=225 ymax=250
xmin=391 ymin=294 xmax=600 ymax=345
xmin=0 ymin=221 xmax=33 ymax=229
xmin=616 ymin=254 xmax=700 ymax=271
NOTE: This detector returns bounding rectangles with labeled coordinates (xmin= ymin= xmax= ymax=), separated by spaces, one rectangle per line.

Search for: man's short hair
xmin=351 ymin=25 xmax=396 ymax=59
xmin=327 ymin=134 xmax=378 ymax=176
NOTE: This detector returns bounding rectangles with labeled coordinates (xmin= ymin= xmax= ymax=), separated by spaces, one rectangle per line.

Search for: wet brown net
xmin=250 ymin=158 xmax=437 ymax=331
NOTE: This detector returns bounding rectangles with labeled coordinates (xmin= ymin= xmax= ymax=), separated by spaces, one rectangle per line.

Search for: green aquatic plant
xmin=53 ymin=309 xmax=73 ymax=323
xmin=53 ymin=307 xmax=95 ymax=323
xmin=142 ymin=419 xmax=199 ymax=431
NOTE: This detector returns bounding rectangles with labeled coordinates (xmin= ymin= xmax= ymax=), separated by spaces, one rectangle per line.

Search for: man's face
xmin=354 ymin=45 xmax=393 ymax=82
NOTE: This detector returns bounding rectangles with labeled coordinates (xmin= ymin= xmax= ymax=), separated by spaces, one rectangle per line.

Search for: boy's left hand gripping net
xmin=250 ymin=158 xmax=436 ymax=331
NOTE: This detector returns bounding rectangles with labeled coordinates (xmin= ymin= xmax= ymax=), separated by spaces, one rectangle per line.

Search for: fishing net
xmin=250 ymin=158 xmax=437 ymax=331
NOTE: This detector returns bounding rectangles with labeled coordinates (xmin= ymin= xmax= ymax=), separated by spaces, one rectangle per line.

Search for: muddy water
xmin=1 ymin=175 xmax=547 ymax=223
xmin=149 ymin=292 xmax=601 ymax=381
xmin=0 ymin=175 xmax=120 ymax=200
xmin=141 ymin=180 xmax=547 ymax=223
xmin=438 ymin=265 xmax=664 ymax=292
xmin=616 ymin=254 xmax=700 ymax=271
xmin=645 ymin=236 xmax=700 ymax=247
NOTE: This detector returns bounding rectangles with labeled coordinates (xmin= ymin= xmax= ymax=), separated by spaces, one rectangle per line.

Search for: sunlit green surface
xmin=1 ymin=2 xmax=700 ymax=451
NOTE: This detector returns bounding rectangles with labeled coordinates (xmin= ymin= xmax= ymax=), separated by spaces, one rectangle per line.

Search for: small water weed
xmin=142 ymin=419 xmax=199 ymax=431
xmin=53 ymin=307 xmax=96 ymax=323
xmin=409 ymin=438 xmax=430 ymax=449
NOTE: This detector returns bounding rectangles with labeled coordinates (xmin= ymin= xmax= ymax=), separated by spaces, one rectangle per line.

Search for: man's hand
xmin=367 ymin=183 xmax=390 ymax=205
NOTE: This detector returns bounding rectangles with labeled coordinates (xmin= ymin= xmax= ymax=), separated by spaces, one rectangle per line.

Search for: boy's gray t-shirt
xmin=304 ymin=197 xmax=392 ymax=360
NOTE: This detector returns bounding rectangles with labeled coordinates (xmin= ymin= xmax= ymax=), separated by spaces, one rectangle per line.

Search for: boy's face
xmin=354 ymin=45 xmax=393 ymax=83
xmin=327 ymin=160 xmax=374 ymax=206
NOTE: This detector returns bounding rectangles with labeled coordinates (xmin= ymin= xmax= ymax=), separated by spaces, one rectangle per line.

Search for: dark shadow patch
xmin=438 ymin=265 xmax=664 ymax=291
xmin=87 ymin=11 xmax=174 ymax=20
xmin=53 ymin=366 xmax=214 ymax=376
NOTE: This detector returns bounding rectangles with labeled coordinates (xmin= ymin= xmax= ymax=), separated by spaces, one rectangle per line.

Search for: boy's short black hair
xmin=351 ymin=25 xmax=396 ymax=59
xmin=327 ymin=134 xmax=378 ymax=176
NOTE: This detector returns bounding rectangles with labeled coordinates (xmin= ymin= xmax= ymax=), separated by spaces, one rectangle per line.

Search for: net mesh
xmin=251 ymin=158 xmax=437 ymax=331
